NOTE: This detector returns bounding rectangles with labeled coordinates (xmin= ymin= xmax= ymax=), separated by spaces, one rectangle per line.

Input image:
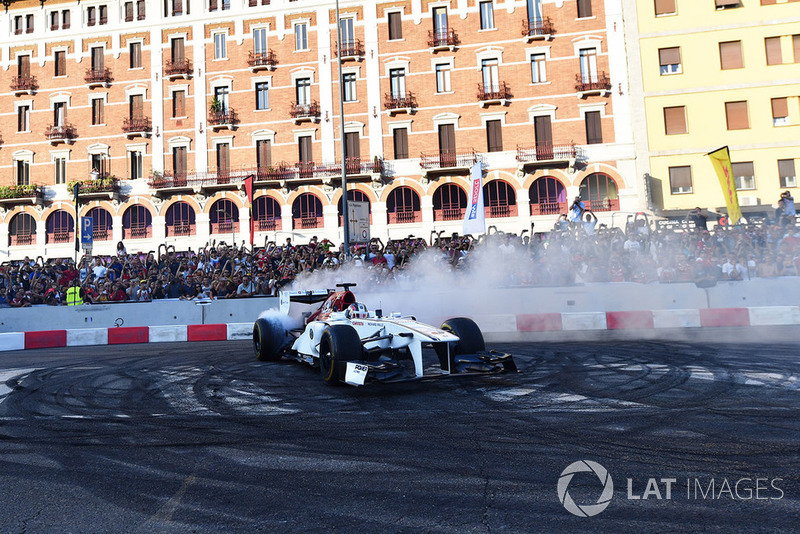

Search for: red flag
xmin=244 ymin=174 xmax=254 ymax=245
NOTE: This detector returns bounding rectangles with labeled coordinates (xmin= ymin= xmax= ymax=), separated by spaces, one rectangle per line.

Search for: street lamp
xmin=335 ymin=0 xmax=350 ymax=258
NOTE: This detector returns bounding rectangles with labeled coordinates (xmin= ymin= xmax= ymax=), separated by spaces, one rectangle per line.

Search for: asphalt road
xmin=0 ymin=339 xmax=798 ymax=533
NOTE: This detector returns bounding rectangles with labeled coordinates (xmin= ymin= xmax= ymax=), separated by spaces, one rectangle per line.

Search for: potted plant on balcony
xmin=0 ymin=184 xmax=40 ymax=200
xmin=210 ymin=96 xmax=222 ymax=114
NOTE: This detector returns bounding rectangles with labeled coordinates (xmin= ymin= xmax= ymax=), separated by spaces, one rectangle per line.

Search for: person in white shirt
xmin=583 ymin=211 xmax=598 ymax=236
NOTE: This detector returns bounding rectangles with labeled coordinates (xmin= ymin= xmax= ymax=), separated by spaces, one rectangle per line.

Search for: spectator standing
xmin=568 ymin=196 xmax=585 ymax=223
xmin=583 ymin=211 xmax=598 ymax=236
xmin=236 ymin=275 xmax=256 ymax=297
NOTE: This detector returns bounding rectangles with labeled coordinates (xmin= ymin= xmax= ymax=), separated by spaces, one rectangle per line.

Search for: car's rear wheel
xmin=253 ymin=318 xmax=282 ymax=362
xmin=319 ymin=325 xmax=362 ymax=385
xmin=434 ymin=317 xmax=485 ymax=373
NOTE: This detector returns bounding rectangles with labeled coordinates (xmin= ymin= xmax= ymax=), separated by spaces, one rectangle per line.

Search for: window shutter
xmin=577 ymin=0 xmax=592 ymax=18
xmin=725 ymin=101 xmax=749 ymax=130
xmin=393 ymin=128 xmax=408 ymax=159
xmin=716 ymin=0 xmax=739 ymax=6
xmin=732 ymin=162 xmax=754 ymax=179
xmin=585 ymin=111 xmax=603 ymax=144
xmin=257 ymin=140 xmax=272 ymax=167
xmin=486 ymin=120 xmax=503 ymax=152
xmin=719 ymin=41 xmax=743 ymax=69
xmin=760 ymin=0 xmax=777 ymax=5
xmin=654 ymin=0 xmax=676 ymax=15
xmin=669 ymin=166 xmax=692 ymax=191
xmin=765 ymin=37 xmax=783 ymax=65
xmin=793 ymin=35 xmax=800 ymax=63
xmin=345 ymin=132 xmax=360 ymax=160
xmin=389 ymin=12 xmax=402 ymax=40
xmin=658 ymin=47 xmax=681 ymax=66
xmin=771 ymin=97 xmax=789 ymax=119
xmin=299 ymin=136 xmax=312 ymax=162
xmin=125 ymin=2 xmax=133 ymax=21
xmin=779 ymin=159 xmax=796 ymax=180
xmin=663 ymin=106 xmax=687 ymax=135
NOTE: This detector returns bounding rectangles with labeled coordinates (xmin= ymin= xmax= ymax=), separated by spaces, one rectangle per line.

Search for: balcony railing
xmin=166 ymin=223 xmax=196 ymax=237
xmin=522 ymin=17 xmax=554 ymax=39
xmin=388 ymin=211 xmax=422 ymax=224
xmin=292 ymin=217 xmax=323 ymax=230
xmin=255 ymin=218 xmax=281 ymax=232
xmin=575 ymin=72 xmax=612 ymax=94
xmin=93 ymin=228 xmax=111 ymax=241
xmin=290 ymin=101 xmax=320 ymax=122
xmin=45 ymin=124 xmax=78 ymax=144
xmin=0 ymin=185 xmax=44 ymax=205
xmin=11 ymin=75 xmax=37 ymax=94
xmin=247 ymin=50 xmax=277 ymax=71
xmin=208 ymin=108 xmax=239 ymax=130
xmin=530 ymin=201 xmax=567 ymax=216
xmin=477 ymin=82 xmax=511 ymax=105
xmin=516 ymin=143 xmax=577 ymax=163
xmin=428 ymin=28 xmax=459 ymax=50
xmin=434 ymin=208 xmax=465 ymax=221
xmin=10 ymin=234 xmax=35 ymax=246
xmin=123 ymin=226 xmax=152 ymax=239
xmin=419 ymin=149 xmax=477 ymax=170
xmin=485 ymin=205 xmax=519 ymax=218
xmin=584 ymin=198 xmax=620 ymax=212
xmin=334 ymin=39 xmax=364 ymax=59
xmin=85 ymin=67 xmax=112 ymax=87
xmin=211 ymin=221 xmax=240 ymax=234
xmin=165 ymin=59 xmax=193 ymax=79
xmin=384 ymin=92 xmax=417 ymax=114
xmin=47 ymin=231 xmax=75 ymax=244
xmin=72 ymin=178 xmax=119 ymax=196
xmin=122 ymin=116 xmax=152 ymax=136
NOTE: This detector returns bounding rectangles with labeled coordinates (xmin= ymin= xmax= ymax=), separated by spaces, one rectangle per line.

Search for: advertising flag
xmin=462 ymin=162 xmax=486 ymax=235
xmin=244 ymin=174 xmax=254 ymax=245
xmin=706 ymin=146 xmax=742 ymax=225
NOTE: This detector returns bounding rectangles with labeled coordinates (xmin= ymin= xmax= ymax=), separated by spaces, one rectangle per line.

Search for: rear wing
xmin=279 ymin=289 xmax=330 ymax=314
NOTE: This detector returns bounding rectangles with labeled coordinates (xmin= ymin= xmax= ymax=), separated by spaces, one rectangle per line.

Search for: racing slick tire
xmin=319 ymin=325 xmax=362 ymax=385
xmin=434 ymin=317 xmax=486 ymax=373
xmin=253 ymin=318 xmax=282 ymax=362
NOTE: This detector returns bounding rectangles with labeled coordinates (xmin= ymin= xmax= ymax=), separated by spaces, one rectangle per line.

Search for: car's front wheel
xmin=253 ymin=317 xmax=282 ymax=361
xmin=319 ymin=325 xmax=362 ymax=385
xmin=434 ymin=317 xmax=485 ymax=373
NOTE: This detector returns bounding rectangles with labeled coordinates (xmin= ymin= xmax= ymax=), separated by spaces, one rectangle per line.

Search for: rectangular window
xmin=585 ymin=111 xmax=603 ymax=144
xmin=389 ymin=68 xmax=406 ymax=97
xmin=663 ymin=106 xmax=687 ymax=135
xmin=794 ymin=35 xmax=800 ymax=63
xmin=256 ymin=139 xmax=272 ymax=169
xmin=345 ymin=132 xmax=360 ymax=160
xmin=171 ymin=37 xmax=185 ymax=63
xmin=295 ymin=23 xmax=308 ymax=51
xmin=173 ymin=90 xmax=186 ymax=117
xmin=216 ymin=143 xmax=230 ymax=174
xmin=339 ymin=17 xmax=355 ymax=44
xmin=579 ymin=48 xmax=598 ymax=83
xmin=54 ymin=50 xmax=66 ymax=77
xmin=393 ymin=128 xmax=409 ymax=159
xmin=298 ymin=135 xmax=313 ymax=162
xmin=214 ymin=33 xmax=227 ymax=59
xmin=765 ymin=37 xmax=783 ymax=66
xmin=173 ymin=146 xmax=187 ymax=177
xmin=531 ymin=53 xmax=546 ymax=83
xmin=669 ymin=166 xmax=693 ymax=194
xmin=433 ymin=7 xmax=448 ymax=34
xmin=772 ymin=97 xmax=789 ymax=126
xmin=136 ymin=0 xmax=145 ymax=19
xmin=130 ymin=42 xmax=142 ymax=69
xmin=715 ymin=0 xmax=740 ymax=9
xmin=55 ymin=157 xmax=67 ymax=184
xmin=125 ymin=2 xmax=134 ymax=21
xmin=91 ymin=46 xmax=104 ymax=71
xmin=87 ymin=6 xmax=96 ymax=25
xmin=719 ymin=41 xmax=743 ymax=70
xmin=13 ymin=15 xmax=22 ymax=35
xmin=209 ymin=0 xmax=218 ymax=11
xmin=577 ymin=0 xmax=593 ymax=18
xmin=50 ymin=11 xmax=59 ymax=30
xmin=296 ymin=78 xmax=311 ymax=105
xmin=214 ymin=86 xmax=229 ymax=112
xmin=130 ymin=94 xmax=144 ymax=119
xmin=388 ymin=12 xmax=402 ymax=40
xmin=26 ymin=14 xmax=34 ymax=33
xmin=54 ymin=102 xmax=66 ymax=126
xmin=486 ymin=120 xmax=503 ymax=152
xmin=253 ymin=28 xmax=267 ymax=54
xmin=92 ymin=98 xmax=104 ymax=125
xmin=658 ymin=47 xmax=681 ymax=75
xmin=18 ymin=55 xmax=30 ymax=77
xmin=16 ymin=161 xmax=30 ymax=186
xmin=99 ymin=5 xmax=107 ymax=24
xmin=435 ymin=64 xmax=451 ymax=93
xmin=725 ymin=101 xmax=749 ymax=130
xmin=17 ymin=106 xmax=30 ymax=132
xmin=172 ymin=0 xmax=185 ymax=17
xmin=481 ymin=58 xmax=499 ymax=92
xmin=479 ymin=1 xmax=494 ymax=30
xmin=732 ymin=162 xmax=755 ymax=190
xmin=255 ymin=82 xmax=269 ymax=110
xmin=130 ymin=151 xmax=143 ymax=179
xmin=779 ymin=159 xmax=796 ymax=188
xmin=343 ymin=73 xmax=357 ymax=102
xmin=63 ymin=9 xmax=71 ymax=28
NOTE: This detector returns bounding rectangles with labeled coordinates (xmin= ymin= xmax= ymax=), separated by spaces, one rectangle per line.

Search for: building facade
xmin=629 ymin=0 xmax=800 ymax=221
xmin=0 ymin=0 xmax=639 ymax=259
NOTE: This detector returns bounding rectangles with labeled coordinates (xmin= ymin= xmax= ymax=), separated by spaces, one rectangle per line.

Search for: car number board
xmin=345 ymin=362 xmax=369 ymax=386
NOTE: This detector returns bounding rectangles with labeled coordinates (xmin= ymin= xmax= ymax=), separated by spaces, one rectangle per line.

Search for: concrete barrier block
xmin=149 ymin=325 xmax=188 ymax=343
xmin=227 ymin=323 xmax=253 ymax=340
xmin=0 ymin=332 xmax=25 ymax=352
xmin=108 ymin=326 xmax=149 ymax=345
xmin=25 ymin=330 xmax=67 ymax=349
xmin=653 ymin=309 xmax=702 ymax=329
xmin=700 ymin=308 xmax=750 ymax=327
xmin=562 ymin=312 xmax=607 ymax=331
xmin=748 ymin=306 xmax=800 ymax=326
xmin=606 ymin=311 xmax=654 ymax=330
xmin=473 ymin=314 xmax=518 ymax=333
xmin=516 ymin=313 xmax=563 ymax=332
xmin=67 ymin=328 xmax=109 ymax=346
xmin=188 ymin=324 xmax=228 ymax=342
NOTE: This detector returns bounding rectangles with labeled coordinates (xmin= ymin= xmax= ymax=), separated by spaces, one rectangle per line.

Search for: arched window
xmin=432 ymin=183 xmax=466 ymax=221
xmin=529 ymin=176 xmax=566 ymax=215
xmin=123 ymin=205 xmax=152 ymax=239
xmin=165 ymin=201 xmax=196 ymax=236
xmin=87 ymin=207 xmax=112 ymax=241
xmin=209 ymin=199 xmax=240 ymax=234
xmin=579 ymin=173 xmax=619 ymax=212
xmin=292 ymin=193 xmax=323 ymax=229
xmin=483 ymin=180 xmax=517 ymax=218
xmin=253 ymin=196 xmax=282 ymax=231
xmin=386 ymin=186 xmax=421 ymax=224
xmin=9 ymin=212 xmax=36 ymax=246
xmin=46 ymin=210 xmax=74 ymax=244
xmin=338 ymin=190 xmax=371 ymax=226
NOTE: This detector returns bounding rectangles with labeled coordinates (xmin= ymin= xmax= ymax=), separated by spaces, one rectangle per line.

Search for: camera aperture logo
xmin=557 ymin=460 xmax=614 ymax=517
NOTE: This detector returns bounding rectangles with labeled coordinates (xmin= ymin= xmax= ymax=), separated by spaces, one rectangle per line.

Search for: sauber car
xmin=252 ymin=283 xmax=517 ymax=386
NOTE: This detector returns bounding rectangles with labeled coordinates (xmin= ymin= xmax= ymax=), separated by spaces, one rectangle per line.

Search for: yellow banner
xmin=707 ymin=146 xmax=742 ymax=225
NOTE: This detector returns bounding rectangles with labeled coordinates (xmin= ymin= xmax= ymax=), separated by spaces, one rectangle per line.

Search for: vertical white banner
xmin=462 ymin=162 xmax=485 ymax=236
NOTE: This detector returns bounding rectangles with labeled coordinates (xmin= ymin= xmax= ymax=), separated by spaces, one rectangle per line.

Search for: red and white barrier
xmin=0 ymin=306 xmax=798 ymax=352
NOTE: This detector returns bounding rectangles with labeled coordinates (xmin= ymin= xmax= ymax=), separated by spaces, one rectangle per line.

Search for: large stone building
xmin=626 ymin=0 xmax=800 ymax=221
xmin=0 ymin=0 xmax=639 ymax=259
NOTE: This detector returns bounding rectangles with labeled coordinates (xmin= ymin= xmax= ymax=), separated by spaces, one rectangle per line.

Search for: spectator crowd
xmin=1 ymin=201 xmax=800 ymax=308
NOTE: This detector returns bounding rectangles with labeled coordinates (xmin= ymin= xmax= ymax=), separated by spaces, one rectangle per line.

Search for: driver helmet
xmin=346 ymin=302 xmax=368 ymax=319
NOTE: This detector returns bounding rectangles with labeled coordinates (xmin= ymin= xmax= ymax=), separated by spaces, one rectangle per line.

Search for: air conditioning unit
xmin=739 ymin=196 xmax=759 ymax=206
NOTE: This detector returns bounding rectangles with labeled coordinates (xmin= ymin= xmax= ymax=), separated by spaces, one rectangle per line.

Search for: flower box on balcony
xmin=69 ymin=177 xmax=120 ymax=200
xmin=0 ymin=185 xmax=44 ymax=206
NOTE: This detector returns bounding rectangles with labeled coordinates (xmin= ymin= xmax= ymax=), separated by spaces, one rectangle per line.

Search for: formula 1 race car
xmin=252 ymin=283 xmax=516 ymax=386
